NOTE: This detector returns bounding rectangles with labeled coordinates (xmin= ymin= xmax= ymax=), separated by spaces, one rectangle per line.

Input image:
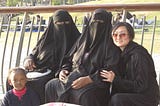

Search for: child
xmin=1 ymin=67 xmax=40 ymax=106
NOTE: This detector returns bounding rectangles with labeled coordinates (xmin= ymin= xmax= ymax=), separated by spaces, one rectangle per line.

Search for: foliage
xmin=7 ymin=0 xmax=20 ymax=6
xmin=67 ymin=0 xmax=74 ymax=4
xmin=52 ymin=0 xmax=61 ymax=5
xmin=52 ymin=0 xmax=74 ymax=5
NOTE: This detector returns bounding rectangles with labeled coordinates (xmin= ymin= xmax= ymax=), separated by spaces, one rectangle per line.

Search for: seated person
xmin=33 ymin=15 xmax=46 ymax=31
xmin=101 ymin=22 xmax=160 ymax=106
xmin=45 ymin=9 xmax=120 ymax=106
xmin=7 ymin=9 xmax=80 ymax=104
xmin=1 ymin=67 xmax=40 ymax=106
xmin=115 ymin=11 xmax=154 ymax=29
xmin=113 ymin=13 xmax=122 ymax=25
xmin=81 ymin=12 xmax=91 ymax=32
xmin=129 ymin=14 xmax=154 ymax=29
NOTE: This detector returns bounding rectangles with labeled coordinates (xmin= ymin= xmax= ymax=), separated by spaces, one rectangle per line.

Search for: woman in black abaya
xmin=45 ymin=9 xmax=120 ymax=106
xmin=7 ymin=9 xmax=80 ymax=104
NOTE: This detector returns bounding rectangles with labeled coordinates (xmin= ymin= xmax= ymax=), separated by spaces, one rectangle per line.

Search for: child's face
xmin=9 ymin=71 xmax=27 ymax=91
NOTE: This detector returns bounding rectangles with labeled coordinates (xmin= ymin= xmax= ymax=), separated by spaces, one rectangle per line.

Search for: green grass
xmin=11 ymin=0 xmax=160 ymax=25
xmin=3 ymin=0 xmax=160 ymax=54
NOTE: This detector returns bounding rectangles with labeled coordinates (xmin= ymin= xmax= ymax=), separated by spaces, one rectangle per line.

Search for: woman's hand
xmin=59 ymin=70 xmax=69 ymax=83
xmin=100 ymin=70 xmax=115 ymax=83
xmin=23 ymin=59 xmax=36 ymax=71
xmin=71 ymin=76 xmax=93 ymax=89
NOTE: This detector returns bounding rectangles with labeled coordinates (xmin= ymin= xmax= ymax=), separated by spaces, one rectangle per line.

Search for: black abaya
xmin=110 ymin=41 xmax=159 ymax=106
xmin=45 ymin=9 xmax=120 ymax=106
xmin=7 ymin=9 xmax=80 ymax=104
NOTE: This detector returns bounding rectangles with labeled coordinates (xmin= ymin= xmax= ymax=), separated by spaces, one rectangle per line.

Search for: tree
xmin=7 ymin=0 xmax=21 ymax=6
xmin=51 ymin=0 xmax=60 ymax=5
xmin=0 ymin=0 xmax=7 ymax=6
xmin=68 ymin=0 xmax=74 ymax=4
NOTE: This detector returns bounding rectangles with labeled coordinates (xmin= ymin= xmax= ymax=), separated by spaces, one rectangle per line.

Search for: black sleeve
xmin=29 ymin=89 xmax=40 ymax=106
xmin=112 ymin=52 xmax=151 ymax=93
xmin=90 ymin=43 xmax=120 ymax=82
xmin=54 ymin=43 xmax=78 ymax=77
xmin=61 ymin=56 xmax=73 ymax=72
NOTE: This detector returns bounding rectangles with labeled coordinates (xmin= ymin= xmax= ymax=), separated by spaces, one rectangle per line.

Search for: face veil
xmin=73 ymin=9 xmax=112 ymax=64
xmin=31 ymin=10 xmax=80 ymax=69
xmin=88 ymin=14 xmax=106 ymax=48
xmin=61 ymin=10 xmax=120 ymax=96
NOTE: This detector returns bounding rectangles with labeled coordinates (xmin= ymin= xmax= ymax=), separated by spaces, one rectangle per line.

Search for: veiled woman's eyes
xmin=92 ymin=19 xmax=104 ymax=23
xmin=54 ymin=21 xmax=70 ymax=25
xmin=64 ymin=21 xmax=70 ymax=24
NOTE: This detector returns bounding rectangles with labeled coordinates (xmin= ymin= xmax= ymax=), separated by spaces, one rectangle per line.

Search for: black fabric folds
xmin=23 ymin=10 xmax=80 ymax=104
xmin=58 ymin=9 xmax=120 ymax=105
xmin=27 ymin=10 xmax=80 ymax=72
xmin=112 ymin=41 xmax=160 ymax=105
xmin=63 ymin=9 xmax=120 ymax=84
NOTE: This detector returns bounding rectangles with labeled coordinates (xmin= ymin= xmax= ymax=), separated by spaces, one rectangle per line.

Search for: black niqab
xmin=31 ymin=10 xmax=80 ymax=70
xmin=58 ymin=9 xmax=120 ymax=105
xmin=61 ymin=8 xmax=120 ymax=92
xmin=23 ymin=10 xmax=80 ymax=104
xmin=44 ymin=9 xmax=120 ymax=106
xmin=71 ymin=9 xmax=116 ymax=75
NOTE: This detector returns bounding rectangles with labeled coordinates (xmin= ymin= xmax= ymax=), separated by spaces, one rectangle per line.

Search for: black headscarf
xmin=63 ymin=9 xmax=120 ymax=82
xmin=31 ymin=9 xmax=80 ymax=70
xmin=72 ymin=9 xmax=116 ymax=73
xmin=59 ymin=9 xmax=120 ymax=102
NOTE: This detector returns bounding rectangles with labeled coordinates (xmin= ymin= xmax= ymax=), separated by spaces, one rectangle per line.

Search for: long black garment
xmin=110 ymin=41 xmax=160 ymax=106
xmin=27 ymin=10 xmax=80 ymax=72
xmin=45 ymin=9 xmax=120 ymax=106
xmin=6 ymin=10 xmax=80 ymax=104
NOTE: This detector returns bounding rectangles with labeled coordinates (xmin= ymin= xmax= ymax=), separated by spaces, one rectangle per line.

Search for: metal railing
xmin=0 ymin=3 xmax=160 ymax=95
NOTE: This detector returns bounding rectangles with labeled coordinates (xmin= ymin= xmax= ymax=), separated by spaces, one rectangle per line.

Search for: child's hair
xmin=7 ymin=67 xmax=26 ymax=80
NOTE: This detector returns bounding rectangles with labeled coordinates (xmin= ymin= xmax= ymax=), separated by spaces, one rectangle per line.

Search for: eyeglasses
xmin=112 ymin=32 xmax=128 ymax=38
